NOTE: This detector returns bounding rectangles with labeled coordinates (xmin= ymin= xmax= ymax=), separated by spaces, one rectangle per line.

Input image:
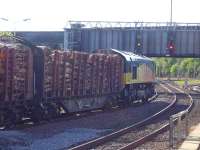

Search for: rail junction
xmin=68 ymin=81 xmax=194 ymax=150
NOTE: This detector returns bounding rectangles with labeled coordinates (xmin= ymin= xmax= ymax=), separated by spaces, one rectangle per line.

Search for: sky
xmin=0 ymin=0 xmax=200 ymax=31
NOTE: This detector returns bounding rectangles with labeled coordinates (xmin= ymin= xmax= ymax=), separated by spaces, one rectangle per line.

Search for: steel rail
xmin=118 ymin=82 xmax=194 ymax=150
xmin=68 ymin=83 xmax=176 ymax=150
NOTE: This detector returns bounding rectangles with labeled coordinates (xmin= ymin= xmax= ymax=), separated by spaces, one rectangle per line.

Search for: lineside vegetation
xmin=154 ymin=58 xmax=200 ymax=79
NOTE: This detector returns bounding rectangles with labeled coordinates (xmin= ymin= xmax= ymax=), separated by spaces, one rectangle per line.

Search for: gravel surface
xmin=94 ymin=95 xmax=189 ymax=149
xmin=135 ymin=131 xmax=170 ymax=150
xmin=135 ymin=84 xmax=195 ymax=150
xmin=95 ymin=120 xmax=168 ymax=150
xmin=0 ymin=128 xmax=110 ymax=150
xmin=93 ymin=83 xmax=191 ymax=150
xmin=0 ymin=84 xmax=172 ymax=150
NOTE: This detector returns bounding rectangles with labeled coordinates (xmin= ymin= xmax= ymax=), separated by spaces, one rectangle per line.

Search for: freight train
xmin=0 ymin=36 xmax=156 ymax=127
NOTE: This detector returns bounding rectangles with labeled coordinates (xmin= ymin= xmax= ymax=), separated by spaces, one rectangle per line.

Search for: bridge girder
xmin=64 ymin=21 xmax=200 ymax=57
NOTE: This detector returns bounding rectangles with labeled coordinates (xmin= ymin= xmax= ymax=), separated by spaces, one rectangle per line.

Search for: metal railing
xmin=169 ymin=90 xmax=200 ymax=149
xmin=169 ymin=110 xmax=189 ymax=148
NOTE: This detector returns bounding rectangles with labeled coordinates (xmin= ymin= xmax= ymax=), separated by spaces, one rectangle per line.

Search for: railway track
xmin=190 ymin=85 xmax=200 ymax=93
xmin=68 ymin=82 xmax=179 ymax=150
xmin=116 ymin=83 xmax=193 ymax=150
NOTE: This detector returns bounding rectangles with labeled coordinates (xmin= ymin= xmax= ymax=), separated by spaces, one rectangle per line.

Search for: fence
xmin=169 ymin=110 xmax=189 ymax=149
xmin=169 ymin=94 xmax=200 ymax=149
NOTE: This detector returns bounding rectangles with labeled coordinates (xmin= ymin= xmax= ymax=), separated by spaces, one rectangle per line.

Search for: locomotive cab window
xmin=132 ymin=65 xmax=137 ymax=79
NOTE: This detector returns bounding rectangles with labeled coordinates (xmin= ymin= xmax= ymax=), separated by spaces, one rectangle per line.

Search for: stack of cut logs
xmin=0 ymin=45 xmax=6 ymax=101
xmin=43 ymin=50 xmax=124 ymax=98
xmin=0 ymin=42 xmax=124 ymax=102
xmin=0 ymin=43 xmax=33 ymax=102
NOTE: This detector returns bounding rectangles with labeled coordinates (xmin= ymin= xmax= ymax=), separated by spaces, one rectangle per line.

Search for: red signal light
xmin=169 ymin=45 xmax=173 ymax=49
xmin=166 ymin=40 xmax=176 ymax=55
xmin=168 ymin=41 xmax=175 ymax=50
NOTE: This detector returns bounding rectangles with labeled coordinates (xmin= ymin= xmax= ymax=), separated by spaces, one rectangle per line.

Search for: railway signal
xmin=167 ymin=40 xmax=176 ymax=55
xmin=166 ymin=31 xmax=176 ymax=56
xmin=135 ymin=31 xmax=142 ymax=53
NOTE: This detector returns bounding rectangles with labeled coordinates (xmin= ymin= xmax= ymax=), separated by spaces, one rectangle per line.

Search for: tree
xmin=153 ymin=57 xmax=200 ymax=79
xmin=170 ymin=64 xmax=178 ymax=77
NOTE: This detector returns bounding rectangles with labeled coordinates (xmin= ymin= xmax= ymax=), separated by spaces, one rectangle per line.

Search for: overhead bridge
xmin=64 ymin=21 xmax=200 ymax=57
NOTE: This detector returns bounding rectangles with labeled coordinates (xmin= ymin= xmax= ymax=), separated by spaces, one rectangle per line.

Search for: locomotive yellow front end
xmin=111 ymin=49 xmax=156 ymax=104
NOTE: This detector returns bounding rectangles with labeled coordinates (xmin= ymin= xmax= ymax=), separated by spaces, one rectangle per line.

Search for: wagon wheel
xmin=45 ymin=102 xmax=60 ymax=120
xmin=142 ymin=89 xmax=149 ymax=103
xmin=13 ymin=106 xmax=23 ymax=124
xmin=3 ymin=109 xmax=17 ymax=129
xmin=103 ymin=97 xmax=114 ymax=110
xmin=142 ymin=94 xmax=149 ymax=103
xmin=0 ymin=110 xmax=5 ymax=127
xmin=31 ymin=103 xmax=46 ymax=123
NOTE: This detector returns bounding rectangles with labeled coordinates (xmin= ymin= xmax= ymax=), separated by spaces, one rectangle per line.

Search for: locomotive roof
xmin=110 ymin=49 xmax=153 ymax=63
